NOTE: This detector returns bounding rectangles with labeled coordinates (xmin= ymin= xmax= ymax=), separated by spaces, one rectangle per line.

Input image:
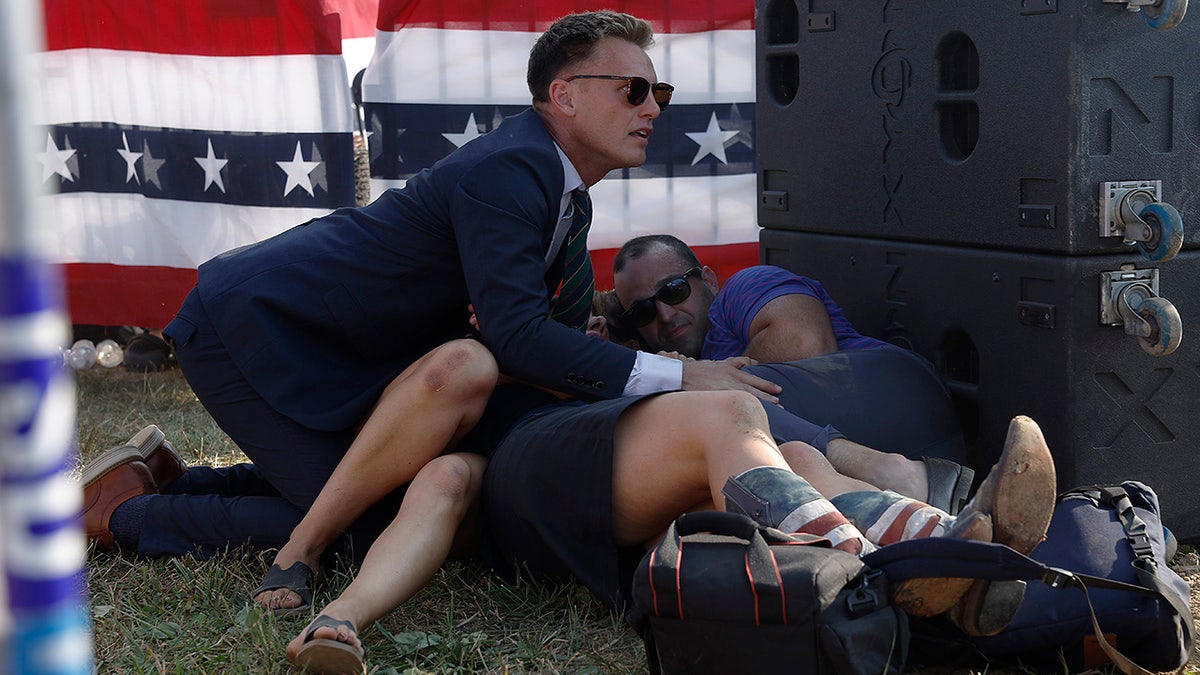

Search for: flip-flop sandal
xmin=291 ymin=615 xmax=366 ymax=675
xmin=251 ymin=561 xmax=315 ymax=616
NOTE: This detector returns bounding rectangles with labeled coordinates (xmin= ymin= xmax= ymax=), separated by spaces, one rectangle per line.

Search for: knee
xmin=410 ymin=454 xmax=479 ymax=509
xmin=690 ymin=390 xmax=769 ymax=432
xmin=780 ymin=441 xmax=826 ymax=474
xmin=718 ymin=390 xmax=769 ymax=426
xmin=423 ymin=339 xmax=498 ymax=400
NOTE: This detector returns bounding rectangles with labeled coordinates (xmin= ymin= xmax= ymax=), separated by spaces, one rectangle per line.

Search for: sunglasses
xmin=565 ymin=75 xmax=675 ymax=110
xmin=622 ymin=267 xmax=702 ymax=327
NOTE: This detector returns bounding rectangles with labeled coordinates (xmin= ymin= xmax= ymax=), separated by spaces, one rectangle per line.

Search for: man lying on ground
xmin=611 ymin=234 xmax=976 ymax=512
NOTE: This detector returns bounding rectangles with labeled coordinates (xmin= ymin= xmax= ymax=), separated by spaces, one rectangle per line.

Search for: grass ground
xmin=76 ymin=366 xmax=1199 ymax=673
xmin=77 ymin=367 xmax=643 ymax=673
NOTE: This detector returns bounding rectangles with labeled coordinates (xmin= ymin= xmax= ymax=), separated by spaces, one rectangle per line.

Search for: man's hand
xmin=468 ymin=304 xmax=480 ymax=331
xmin=656 ymin=350 xmax=695 ymax=363
xmin=680 ymin=358 xmax=781 ymax=404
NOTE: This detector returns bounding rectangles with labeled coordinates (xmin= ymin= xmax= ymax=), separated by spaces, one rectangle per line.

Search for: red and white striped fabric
xmin=34 ymin=0 xmax=361 ymax=328
xmin=360 ymin=0 xmax=759 ymax=289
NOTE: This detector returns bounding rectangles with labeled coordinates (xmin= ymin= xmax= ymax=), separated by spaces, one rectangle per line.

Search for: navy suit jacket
xmin=196 ymin=109 xmax=636 ymax=430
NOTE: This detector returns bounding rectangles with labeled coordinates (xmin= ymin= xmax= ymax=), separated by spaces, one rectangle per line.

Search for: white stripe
xmin=40 ymin=192 xmax=332 ymax=268
xmin=823 ymin=524 xmax=875 ymax=554
xmin=363 ymin=28 xmax=754 ymax=105
xmin=32 ymin=49 xmax=355 ymax=133
xmin=777 ymin=498 xmax=838 ymax=534
xmin=863 ymin=503 xmax=946 ymax=544
xmin=863 ymin=501 xmax=911 ymax=544
xmin=0 ymin=311 xmax=70 ymax=360
xmin=342 ymin=36 xmax=376 ymax=86
xmin=899 ymin=506 xmax=945 ymax=541
xmin=587 ymin=173 xmax=758 ymax=248
xmin=370 ymin=173 xmax=759 ymax=249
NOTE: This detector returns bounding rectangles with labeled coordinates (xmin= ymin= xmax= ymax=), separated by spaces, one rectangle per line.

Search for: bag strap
xmin=648 ymin=512 xmax=802 ymax=624
xmin=1094 ymin=485 xmax=1196 ymax=670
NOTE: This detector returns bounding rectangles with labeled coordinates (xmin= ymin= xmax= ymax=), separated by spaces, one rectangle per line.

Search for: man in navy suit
xmin=80 ymin=11 xmax=780 ymax=583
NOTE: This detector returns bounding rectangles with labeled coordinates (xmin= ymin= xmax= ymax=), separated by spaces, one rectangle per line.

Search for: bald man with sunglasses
xmin=612 ymin=234 xmax=974 ymax=514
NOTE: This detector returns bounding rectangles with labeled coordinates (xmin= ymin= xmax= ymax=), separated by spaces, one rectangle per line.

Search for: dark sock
xmin=109 ymin=494 xmax=153 ymax=549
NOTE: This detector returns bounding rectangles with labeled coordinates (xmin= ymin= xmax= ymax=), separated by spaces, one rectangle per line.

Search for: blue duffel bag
xmin=873 ymin=481 xmax=1194 ymax=674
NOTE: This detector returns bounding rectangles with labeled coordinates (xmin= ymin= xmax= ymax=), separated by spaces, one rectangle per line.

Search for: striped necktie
xmin=550 ymin=189 xmax=594 ymax=331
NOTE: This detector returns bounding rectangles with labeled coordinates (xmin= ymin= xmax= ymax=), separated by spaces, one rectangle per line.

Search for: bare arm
xmin=743 ymin=294 xmax=838 ymax=363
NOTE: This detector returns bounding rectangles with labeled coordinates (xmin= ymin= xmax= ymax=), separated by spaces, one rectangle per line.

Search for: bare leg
xmin=258 ymin=339 xmax=497 ymax=610
xmin=284 ymin=453 xmax=486 ymax=662
xmin=610 ymin=390 xmax=791 ymax=547
xmin=824 ymin=438 xmax=927 ymax=500
xmin=779 ymin=441 xmax=879 ymax=498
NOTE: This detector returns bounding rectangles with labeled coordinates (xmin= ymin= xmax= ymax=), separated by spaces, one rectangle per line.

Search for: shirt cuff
xmin=623 ymin=352 xmax=684 ymax=395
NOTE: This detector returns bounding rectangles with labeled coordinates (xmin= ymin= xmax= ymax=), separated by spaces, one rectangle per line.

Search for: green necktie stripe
xmin=550 ymin=190 xmax=594 ymax=331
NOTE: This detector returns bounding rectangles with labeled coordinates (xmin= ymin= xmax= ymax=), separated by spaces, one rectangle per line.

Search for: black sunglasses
xmin=622 ymin=267 xmax=702 ymax=327
xmin=565 ymin=75 xmax=675 ymax=110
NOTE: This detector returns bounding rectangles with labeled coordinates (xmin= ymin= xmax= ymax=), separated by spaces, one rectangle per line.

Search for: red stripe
xmin=674 ymin=541 xmax=684 ymax=620
xmin=339 ymin=0 xmax=379 ymax=38
xmin=43 ymin=0 xmax=345 ymax=55
xmin=771 ymin=550 xmax=786 ymax=625
xmin=798 ymin=510 xmax=851 ymax=538
xmin=63 ymin=263 xmax=195 ymax=328
xmin=744 ymin=551 xmax=760 ymax=625
xmin=591 ymin=241 xmax=758 ymax=292
xmin=647 ymin=548 xmax=660 ymax=616
xmin=879 ymin=502 xmax=923 ymax=547
xmin=377 ymin=0 xmax=755 ymax=33
xmin=62 ymin=244 xmax=756 ymax=331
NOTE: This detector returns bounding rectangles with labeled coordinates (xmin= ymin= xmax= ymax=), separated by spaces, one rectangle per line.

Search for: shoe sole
xmin=292 ymin=640 xmax=366 ymax=675
xmin=892 ymin=511 xmax=993 ymax=618
xmin=988 ymin=416 xmax=1057 ymax=555
xmin=81 ymin=425 xmax=167 ymax=487
xmin=953 ymin=579 xmax=1027 ymax=637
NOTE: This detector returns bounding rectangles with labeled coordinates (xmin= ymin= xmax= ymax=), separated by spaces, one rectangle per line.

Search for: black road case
xmin=761 ymin=229 xmax=1199 ymax=541
xmin=756 ymin=0 xmax=1195 ymax=258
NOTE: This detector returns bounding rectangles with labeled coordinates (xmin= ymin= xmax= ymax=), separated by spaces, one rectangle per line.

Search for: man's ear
xmin=701 ymin=265 xmax=720 ymax=292
xmin=547 ymin=79 xmax=576 ymax=116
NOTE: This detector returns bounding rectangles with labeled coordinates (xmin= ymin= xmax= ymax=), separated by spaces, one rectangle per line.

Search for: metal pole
xmin=0 ymin=0 xmax=93 ymax=672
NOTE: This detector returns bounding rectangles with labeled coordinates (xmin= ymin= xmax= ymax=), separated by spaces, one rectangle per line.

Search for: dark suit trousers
xmin=151 ymin=289 xmax=404 ymax=560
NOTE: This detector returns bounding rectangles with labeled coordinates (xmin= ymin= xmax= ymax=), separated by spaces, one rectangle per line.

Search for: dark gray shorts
xmin=477 ymin=394 xmax=658 ymax=613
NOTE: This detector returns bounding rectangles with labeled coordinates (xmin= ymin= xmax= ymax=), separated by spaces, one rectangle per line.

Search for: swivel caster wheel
xmin=1120 ymin=287 xmax=1183 ymax=357
xmin=1135 ymin=201 xmax=1184 ymax=262
xmin=1134 ymin=296 xmax=1182 ymax=356
xmin=1142 ymin=0 xmax=1187 ymax=29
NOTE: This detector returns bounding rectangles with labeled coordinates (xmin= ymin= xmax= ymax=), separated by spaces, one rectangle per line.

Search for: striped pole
xmin=0 ymin=0 xmax=93 ymax=673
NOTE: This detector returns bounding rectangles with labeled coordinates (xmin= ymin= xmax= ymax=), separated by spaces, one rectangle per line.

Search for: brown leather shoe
xmin=83 ymin=460 xmax=157 ymax=549
xmin=81 ymin=425 xmax=187 ymax=489
xmin=144 ymin=438 xmax=187 ymax=488
xmin=81 ymin=426 xmax=164 ymax=484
